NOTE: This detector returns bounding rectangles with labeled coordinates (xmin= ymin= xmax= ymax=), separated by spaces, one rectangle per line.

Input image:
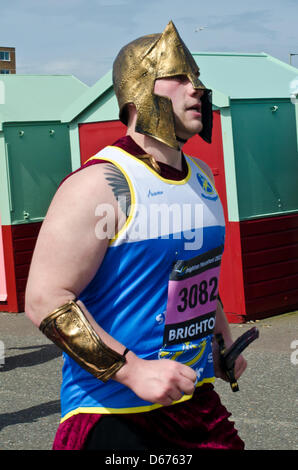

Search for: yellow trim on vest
xmin=103 ymin=146 xmax=192 ymax=185
xmin=59 ymin=377 xmax=215 ymax=423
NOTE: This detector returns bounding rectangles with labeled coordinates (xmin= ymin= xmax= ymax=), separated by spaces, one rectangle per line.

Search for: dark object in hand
xmin=215 ymin=327 xmax=259 ymax=392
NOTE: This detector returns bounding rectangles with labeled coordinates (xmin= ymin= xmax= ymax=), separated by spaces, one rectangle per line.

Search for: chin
xmin=194 ymin=120 xmax=203 ymax=134
xmin=187 ymin=120 xmax=203 ymax=135
xmin=184 ymin=125 xmax=203 ymax=140
xmin=176 ymin=119 xmax=203 ymax=141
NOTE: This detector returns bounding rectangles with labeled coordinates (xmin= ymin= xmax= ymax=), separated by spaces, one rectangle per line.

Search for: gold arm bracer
xmin=39 ymin=300 xmax=126 ymax=382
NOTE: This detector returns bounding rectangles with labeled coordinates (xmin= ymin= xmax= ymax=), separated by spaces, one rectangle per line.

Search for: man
xmin=25 ymin=21 xmax=246 ymax=450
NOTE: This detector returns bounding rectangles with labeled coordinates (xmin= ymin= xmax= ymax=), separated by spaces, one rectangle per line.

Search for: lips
xmin=187 ymin=103 xmax=201 ymax=113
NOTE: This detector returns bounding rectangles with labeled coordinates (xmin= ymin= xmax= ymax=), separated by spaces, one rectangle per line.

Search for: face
xmin=154 ymin=75 xmax=204 ymax=141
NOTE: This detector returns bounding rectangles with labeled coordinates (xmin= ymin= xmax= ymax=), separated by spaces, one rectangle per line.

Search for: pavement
xmin=0 ymin=309 xmax=297 ymax=451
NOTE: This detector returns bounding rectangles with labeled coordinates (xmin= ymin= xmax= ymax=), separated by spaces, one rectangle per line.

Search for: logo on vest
xmin=147 ymin=189 xmax=164 ymax=198
xmin=196 ymin=173 xmax=218 ymax=201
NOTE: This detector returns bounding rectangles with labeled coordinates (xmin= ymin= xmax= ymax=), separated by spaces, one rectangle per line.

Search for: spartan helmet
xmin=113 ymin=21 xmax=213 ymax=150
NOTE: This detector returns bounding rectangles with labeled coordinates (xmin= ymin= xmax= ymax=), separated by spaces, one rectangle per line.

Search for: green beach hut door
xmin=3 ymin=123 xmax=72 ymax=224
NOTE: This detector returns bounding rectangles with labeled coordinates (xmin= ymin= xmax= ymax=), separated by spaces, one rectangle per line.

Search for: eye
xmin=174 ymin=75 xmax=188 ymax=82
xmin=166 ymin=75 xmax=187 ymax=82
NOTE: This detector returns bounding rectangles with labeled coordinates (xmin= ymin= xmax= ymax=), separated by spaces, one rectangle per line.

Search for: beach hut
xmin=61 ymin=52 xmax=298 ymax=322
xmin=0 ymin=74 xmax=87 ymax=312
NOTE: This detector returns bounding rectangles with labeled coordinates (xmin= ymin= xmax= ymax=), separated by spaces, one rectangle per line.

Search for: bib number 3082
xmin=177 ymin=277 xmax=218 ymax=313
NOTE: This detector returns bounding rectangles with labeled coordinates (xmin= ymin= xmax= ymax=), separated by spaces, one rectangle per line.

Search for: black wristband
xmin=123 ymin=347 xmax=130 ymax=357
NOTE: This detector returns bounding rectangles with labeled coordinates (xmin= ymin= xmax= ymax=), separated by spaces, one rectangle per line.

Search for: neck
xmin=126 ymin=128 xmax=183 ymax=171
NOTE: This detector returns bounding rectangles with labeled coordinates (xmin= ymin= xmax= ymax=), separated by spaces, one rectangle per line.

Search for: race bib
xmin=158 ymin=245 xmax=224 ymax=375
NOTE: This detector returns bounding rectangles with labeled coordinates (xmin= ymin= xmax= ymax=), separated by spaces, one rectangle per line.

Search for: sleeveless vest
xmin=60 ymin=146 xmax=225 ymax=422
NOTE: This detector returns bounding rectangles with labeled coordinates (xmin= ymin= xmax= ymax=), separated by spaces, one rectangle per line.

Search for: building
xmin=0 ymin=74 xmax=88 ymax=312
xmin=0 ymin=47 xmax=16 ymax=74
xmin=61 ymin=52 xmax=298 ymax=323
xmin=1 ymin=52 xmax=298 ymax=321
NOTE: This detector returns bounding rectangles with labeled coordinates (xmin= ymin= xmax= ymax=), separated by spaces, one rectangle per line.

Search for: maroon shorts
xmin=53 ymin=384 xmax=244 ymax=450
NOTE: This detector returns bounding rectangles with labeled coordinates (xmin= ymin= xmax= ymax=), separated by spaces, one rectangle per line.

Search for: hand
xmin=212 ymin=338 xmax=247 ymax=382
xmin=115 ymin=353 xmax=197 ymax=406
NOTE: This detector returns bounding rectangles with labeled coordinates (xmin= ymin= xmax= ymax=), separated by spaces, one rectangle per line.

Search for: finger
xmin=160 ymin=395 xmax=175 ymax=407
xmin=179 ymin=365 xmax=197 ymax=383
xmin=177 ymin=376 xmax=196 ymax=396
xmin=168 ymin=391 xmax=183 ymax=403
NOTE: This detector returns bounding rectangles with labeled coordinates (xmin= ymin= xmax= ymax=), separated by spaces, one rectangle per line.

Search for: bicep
xmin=25 ymin=166 xmax=117 ymax=324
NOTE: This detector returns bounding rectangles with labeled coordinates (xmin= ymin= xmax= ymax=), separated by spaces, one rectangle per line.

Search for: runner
xmin=25 ymin=21 xmax=246 ymax=450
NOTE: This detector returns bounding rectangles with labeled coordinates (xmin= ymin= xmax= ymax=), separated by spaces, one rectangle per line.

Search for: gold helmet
xmin=113 ymin=20 xmax=213 ymax=150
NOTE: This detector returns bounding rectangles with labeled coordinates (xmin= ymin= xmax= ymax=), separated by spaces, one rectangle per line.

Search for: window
xmin=0 ymin=70 xmax=10 ymax=74
xmin=0 ymin=51 xmax=10 ymax=61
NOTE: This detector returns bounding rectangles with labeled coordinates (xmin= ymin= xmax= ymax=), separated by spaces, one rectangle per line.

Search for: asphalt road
xmin=0 ymin=310 xmax=297 ymax=451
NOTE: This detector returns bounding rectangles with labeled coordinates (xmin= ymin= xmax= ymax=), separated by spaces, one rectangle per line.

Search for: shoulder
xmin=61 ymin=162 xmax=110 ymax=194
xmin=47 ymin=162 xmax=120 ymax=221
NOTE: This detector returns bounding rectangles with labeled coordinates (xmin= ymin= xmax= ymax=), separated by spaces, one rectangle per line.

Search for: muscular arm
xmin=25 ymin=164 xmax=118 ymax=323
xmin=25 ymin=163 xmax=196 ymax=405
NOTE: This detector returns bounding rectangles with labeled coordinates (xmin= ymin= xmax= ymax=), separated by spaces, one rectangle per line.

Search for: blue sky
xmin=1 ymin=0 xmax=298 ymax=85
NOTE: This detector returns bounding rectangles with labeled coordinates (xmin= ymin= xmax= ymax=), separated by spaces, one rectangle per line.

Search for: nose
xmin=186 ymin=80 xmax=204 ymax=97
xmin=196 ymin=89 xmax=205 ymax=97
xmin=192 ymin=87 xmax=204 ymax=98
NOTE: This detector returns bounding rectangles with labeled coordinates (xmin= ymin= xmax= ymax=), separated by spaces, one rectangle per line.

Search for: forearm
xmin=34 ymin=296 xmax=133 ymax=383
xmin=78 ymin=301 xmax=145 ymax=386
xmin=213 ymin=299 xmax=248 ymax=381
xmin=77 ymin=300 xmax=129 ymax=357
xmin=34 ymin=297 xmax=197 ymax=404
xmin=214 ymin=299 xmax=233 ymax=346
xmin=26 ymin=281 xmax=140 ymax=385
xmin=63 ymin=300 xmax=184 ymax=392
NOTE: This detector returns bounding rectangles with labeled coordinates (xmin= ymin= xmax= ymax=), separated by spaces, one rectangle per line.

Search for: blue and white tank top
xmin=60 ymin=145 xmax=225 ymax=422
